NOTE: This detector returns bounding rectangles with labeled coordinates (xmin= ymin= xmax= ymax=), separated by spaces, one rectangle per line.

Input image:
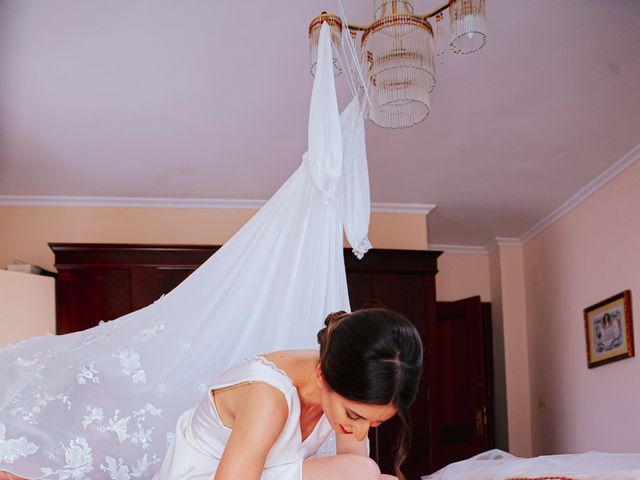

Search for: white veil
xmin=0 ymin=22 xmax=370 ymax=479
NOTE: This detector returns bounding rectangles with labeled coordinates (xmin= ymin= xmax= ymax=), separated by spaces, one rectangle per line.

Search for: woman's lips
xmin=339 ymin=424 xmax=352 ymax=435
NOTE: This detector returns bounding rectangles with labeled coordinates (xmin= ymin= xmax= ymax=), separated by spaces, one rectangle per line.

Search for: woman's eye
xmin=346 ymin=411 xmax=358 ymax=420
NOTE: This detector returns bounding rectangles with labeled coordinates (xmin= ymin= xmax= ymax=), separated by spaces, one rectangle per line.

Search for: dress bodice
xmin=154 ymin=356 xmax=333 ymax=479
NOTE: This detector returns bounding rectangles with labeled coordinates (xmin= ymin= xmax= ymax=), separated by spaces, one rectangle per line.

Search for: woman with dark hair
xmin=154 ymin=308 xmax=423 ymax=480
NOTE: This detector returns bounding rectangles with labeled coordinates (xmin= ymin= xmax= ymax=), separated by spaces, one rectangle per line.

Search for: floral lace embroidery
xmin=351 ymin=237 xmax=372 ymax=260
xmin=132 ymin=321 xmax=168 ymax=343
xmin=83 ymin=404 xmax=161 ymax=450
xmin=16 ymin=349 xmax=56 ymax=380
xmin=193 ymin=380 xmax=208 ymax=394
xmin=80 ymin=320 xmax=120 ymax=347
xmin=10 ymin=385 xmax=72 ymax=425
xmin=99 ymin=454 xmax=160 ymax=479
xmin=82 ymin=406 xmax=104 ymax=429
xmin=76 ymin=362 xmax=100 ymax=385
xmin=41 ymin=437 xmax=93 ymax=479
xmin=156 ymin=383 xmax=169 ymax=397
xmin=0 ymin=422 xmax=38 ymax=463
xmin=114 ymin=348 xmax=146 ymax=384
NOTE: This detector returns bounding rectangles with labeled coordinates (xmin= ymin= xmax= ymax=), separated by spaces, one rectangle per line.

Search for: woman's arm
xmin=214 ymin=383 xmax=288 ymax=480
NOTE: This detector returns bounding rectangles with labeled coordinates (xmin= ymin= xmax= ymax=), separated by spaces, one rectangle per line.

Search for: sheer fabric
xmin=0 ymin=22 xmax=369 ymax=479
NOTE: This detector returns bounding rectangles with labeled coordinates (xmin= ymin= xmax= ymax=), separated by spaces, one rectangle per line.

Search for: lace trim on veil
xmin=352 ymin=238 xmax=372 ymax=260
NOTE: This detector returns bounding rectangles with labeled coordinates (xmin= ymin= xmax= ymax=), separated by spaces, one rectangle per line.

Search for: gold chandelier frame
xmin=309 ymin=0 xmax=487 ymax=128
xmin=345 ymin=1 xmax=450 ymax=33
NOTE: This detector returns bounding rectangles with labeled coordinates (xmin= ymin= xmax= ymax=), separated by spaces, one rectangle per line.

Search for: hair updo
xmin=316 ymin=308 xmax=423 ymax=480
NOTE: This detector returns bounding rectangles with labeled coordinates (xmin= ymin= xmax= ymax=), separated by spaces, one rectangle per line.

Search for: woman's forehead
xmin=342 ymin=397 xmax=397 ymax=420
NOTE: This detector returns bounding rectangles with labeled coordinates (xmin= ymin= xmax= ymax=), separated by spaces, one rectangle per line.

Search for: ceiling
xmin=1 ymin=1 xmax=639 ymax=247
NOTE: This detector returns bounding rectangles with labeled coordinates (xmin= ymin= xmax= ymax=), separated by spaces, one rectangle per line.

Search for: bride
xmin=154 ymin=309 xmax=423 ymax=480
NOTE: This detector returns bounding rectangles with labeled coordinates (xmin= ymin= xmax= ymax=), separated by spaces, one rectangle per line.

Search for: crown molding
xmin=428 ymin=243 xmax=487 ymax=254
xmin=520 ymin=142 xmax=640 ymax=244
xmin=484 ymin=237 xmax=522 ymax=252
xmin=371 ymin=202 xmax=436 ymax=214
xmin=0 ymin=195 xmax=266 ymax=209
xmin=0 ymin=195 xmax=436 ymax=215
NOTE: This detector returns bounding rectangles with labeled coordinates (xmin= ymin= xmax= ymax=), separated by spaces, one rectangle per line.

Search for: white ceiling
xmin=1 ymin=1 xmax=639 ymax=247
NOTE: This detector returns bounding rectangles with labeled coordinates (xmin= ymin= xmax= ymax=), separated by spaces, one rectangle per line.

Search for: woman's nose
xmin=355 ymin=423 xmax=370 ymax=442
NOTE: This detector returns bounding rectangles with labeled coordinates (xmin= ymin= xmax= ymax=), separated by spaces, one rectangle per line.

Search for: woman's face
xmin=316 ymin=366 xmax=397 ymax=442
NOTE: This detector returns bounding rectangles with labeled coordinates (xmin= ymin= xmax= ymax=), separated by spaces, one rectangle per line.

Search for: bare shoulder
xmin=224 ymin=383 xmax=289 ymax=457
xmin=236 ymin=382 xmax=288 ymax=413
xmin=215 ymin=381 xmax=288 ymax=431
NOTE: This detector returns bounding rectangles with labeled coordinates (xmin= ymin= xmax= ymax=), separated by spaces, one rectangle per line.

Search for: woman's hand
xmin=214 ymin=383 xmax=288 ymax=480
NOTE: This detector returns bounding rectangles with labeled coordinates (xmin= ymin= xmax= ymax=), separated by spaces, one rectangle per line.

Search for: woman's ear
xmin=315 ymin=363 xmax=326 ymax=389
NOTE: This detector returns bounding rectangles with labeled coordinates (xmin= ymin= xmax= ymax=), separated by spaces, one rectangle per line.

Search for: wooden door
xmin=430 ymin=296 xmax=488 ymax=471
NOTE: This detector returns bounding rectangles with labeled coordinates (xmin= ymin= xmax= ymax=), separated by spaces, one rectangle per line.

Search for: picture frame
xmin=584 ymin=290 xmax=634 ymax=368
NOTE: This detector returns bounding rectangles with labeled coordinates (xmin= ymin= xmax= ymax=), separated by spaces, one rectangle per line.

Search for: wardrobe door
xmin=130 ymin=267 xmax=195 ymax=310
xmin=56 ymin=268 xmax=132 ymax=335
xmin=350 ymin=273 xmax=432 ymax=480
xmin=345 ymin=249 xmax=441 ymax=480
xmin=51 ymin=243 xmax=217 ymax=334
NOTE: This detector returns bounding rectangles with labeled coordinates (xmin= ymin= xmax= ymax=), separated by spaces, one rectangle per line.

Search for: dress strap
xmin=210 ymin=355 xmax=295 ymax=399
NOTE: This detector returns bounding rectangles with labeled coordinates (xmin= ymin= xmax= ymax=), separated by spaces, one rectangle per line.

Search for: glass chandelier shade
xmin=362 ymin=14 xmax=435 ymax=128
xmin=308 ymin=0 xmax=487 ymax=129
xmin=449 ymin=0 xmax=487 ymax=54
xmin=308 ymin=13 xmax=343 ymax=77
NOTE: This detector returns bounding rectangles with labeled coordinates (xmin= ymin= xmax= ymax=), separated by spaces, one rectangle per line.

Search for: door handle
xmin=475 ymin=408 xmax=484 ymax=437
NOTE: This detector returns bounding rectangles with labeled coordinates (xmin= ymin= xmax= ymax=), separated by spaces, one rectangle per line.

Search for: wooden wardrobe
xmin=50 ymin=243 xmax=492 ymax=478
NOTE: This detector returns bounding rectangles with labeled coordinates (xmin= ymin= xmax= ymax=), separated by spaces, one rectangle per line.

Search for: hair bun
xmin=324 ymin=311 xmax=348 ymax=327
xmin=317 ymin=311 xmax=348 ymax=350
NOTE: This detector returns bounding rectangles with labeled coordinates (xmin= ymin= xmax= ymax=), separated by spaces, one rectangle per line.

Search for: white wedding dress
xmin=154 ymin=356 xmax=333 ymax=480
xmin=0 ymin=21 xmax=369 ymax=479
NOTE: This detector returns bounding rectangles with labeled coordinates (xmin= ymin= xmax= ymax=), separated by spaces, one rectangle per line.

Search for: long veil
xmin=0 ymin=22 xmax=370 ymax=479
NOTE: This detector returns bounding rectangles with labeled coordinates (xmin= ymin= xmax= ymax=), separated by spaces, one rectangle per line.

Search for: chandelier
xmin=309 ymin=0 xmax=487 ymax=129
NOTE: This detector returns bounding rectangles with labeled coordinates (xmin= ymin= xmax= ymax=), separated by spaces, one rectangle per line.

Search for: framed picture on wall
xmin=584 ymin=290 xmax=634 ymax=368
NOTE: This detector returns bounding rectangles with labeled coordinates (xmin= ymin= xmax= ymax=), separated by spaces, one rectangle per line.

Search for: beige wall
xmin=488 ymin=247 xmax=509 ymax=451
xmin=0 ymin=270 xmax=55 ymax=347
xmin=0 ymin=206 xmax=257 ymax=272
xmin=435 ymin=251 xmax=491 ymax=302
xmin=523 ymin=159 xmax=640 ymax=455
xmin=491 ymin=244 xmax=532 ymax=456
xmin=0 ymin=206 xmax=429 ymax=272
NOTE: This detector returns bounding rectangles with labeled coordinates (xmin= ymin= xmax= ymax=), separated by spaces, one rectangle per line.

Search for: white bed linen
xmin=424 ymin=449 xmax=640 ymax=480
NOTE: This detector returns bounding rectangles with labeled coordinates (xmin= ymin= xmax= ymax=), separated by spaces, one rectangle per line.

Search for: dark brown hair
xmin=317 ymin=308 xmax=423 ymax=480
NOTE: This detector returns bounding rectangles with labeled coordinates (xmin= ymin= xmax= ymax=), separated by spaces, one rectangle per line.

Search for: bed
xmin=423 ymin=449 xmax=640 ymax=480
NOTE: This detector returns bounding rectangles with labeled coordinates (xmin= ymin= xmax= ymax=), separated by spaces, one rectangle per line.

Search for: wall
xmin=0 ymin=270 xmax=55 ymax=347
xmin=435 ymin=251 xmax=491 ymax=302
xmin=524 ymin=158 xmax=640 ymax=455
xmin=0 ymin=206 xmax=429 ymax=272
xmin=488 ymin=247 xmax=509 ymax=452
xmin=490 ymin=244 xmax=532 ymax=456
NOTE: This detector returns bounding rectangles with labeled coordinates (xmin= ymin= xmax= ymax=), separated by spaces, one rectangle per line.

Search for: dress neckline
xmin=250 ymin=355 xmax=327 ymax=444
